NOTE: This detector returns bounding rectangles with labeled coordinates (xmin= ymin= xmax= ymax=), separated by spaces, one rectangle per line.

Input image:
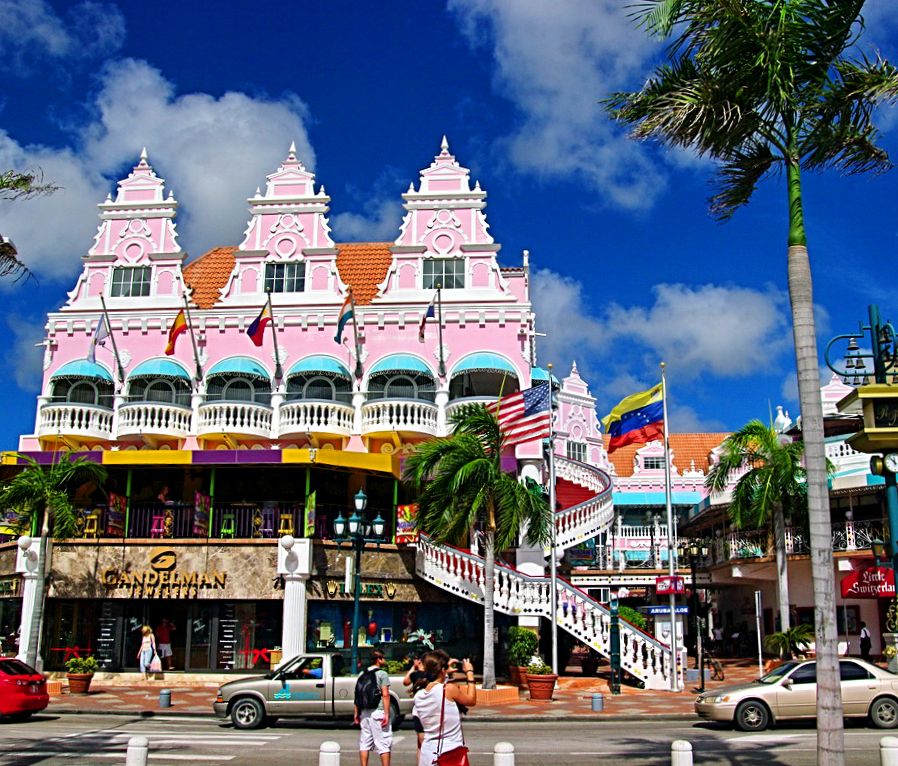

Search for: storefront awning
xmin=207 ymin=357 xmax=271 ymax=380
xmin=129 ymin=359 xmax=191 ymax=379
xmin=368 ymin=354 xmax=433 ymax=377
xmin=287 ymin=356 xmax=352 ymax=379
xmin=51 ymin=359 xmax=113 ymax=382
xmin=451 ymin=353 xmax=516 ymax=377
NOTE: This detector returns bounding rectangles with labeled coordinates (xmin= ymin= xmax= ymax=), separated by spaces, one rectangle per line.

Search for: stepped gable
xmin=182 ymin=246 xmax=237 ymax=309
xmin=608 ymin=433 xmax=729 ymax=477
xmin=335 ymin=242 xmax=393 ymax=305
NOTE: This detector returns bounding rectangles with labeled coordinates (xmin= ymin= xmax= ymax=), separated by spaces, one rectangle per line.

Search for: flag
xmin=164 ymin=309 xmax=188 ymax=355
xmin=87 ymin=316 xmax=110 ymax=363
xmin=246 ymin=303 xmax=272 ymax=347
xmin=601 ymin=383 xmax=664 ymax=453
xmin=487 ymin=382 xmax=552 ymax=447
xmin=334 ymin=294 xmax=354 ymax=344
xmin=418 ymin=294 xmax=436 ymax=342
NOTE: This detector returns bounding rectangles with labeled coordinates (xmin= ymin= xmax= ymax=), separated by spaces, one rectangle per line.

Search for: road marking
xmin=0 ymin=753 xmax=233 ymax=762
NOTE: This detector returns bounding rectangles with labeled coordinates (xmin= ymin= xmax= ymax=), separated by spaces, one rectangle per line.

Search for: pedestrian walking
xmin=137 ymin=625 xmax=159 ymax=680
xmin=403 ymin=655 xmax=427 ymax=763
xmin=412 ymin=650 xmax=476 ymax=766
xmin=354 ymin=649 xmax=392 ymax=766
xmin=713 ymin=626 xmax=723 ymax=653
xmin=859 ymin=622 xmax=872 ymax=661
xmin=155 ymin=617 xmax=176 ymax=671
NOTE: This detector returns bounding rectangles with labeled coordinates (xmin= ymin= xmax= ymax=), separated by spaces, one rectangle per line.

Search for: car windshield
xmin=758 ymin=661 xmax=800 ymax=684
xmin=0 ymin=659 xmax=37 ymax=676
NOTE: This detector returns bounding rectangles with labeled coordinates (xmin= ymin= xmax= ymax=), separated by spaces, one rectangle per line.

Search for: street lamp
xmin=332 ymin=489 xmax=385 ymax=672
xmin=645 ymin=511 xmax=659 ymax=568
xmin=680 ymin=540 xmax=710 ymax=692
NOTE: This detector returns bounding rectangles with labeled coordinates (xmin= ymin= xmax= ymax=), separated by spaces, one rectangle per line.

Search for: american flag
xmin=486 ymin=382 xmax=552 ymax=446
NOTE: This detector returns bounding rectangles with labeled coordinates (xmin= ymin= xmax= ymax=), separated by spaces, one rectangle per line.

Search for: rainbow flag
xmin=334 ymin=294 xmax=354 ymax=344
xmin=247 ymin=304 xmax=272 ymax=347
xmin=601 ymin=383 xmax=663 ymax=453
xmin=164 ymin=309 xmax=188 ymax=355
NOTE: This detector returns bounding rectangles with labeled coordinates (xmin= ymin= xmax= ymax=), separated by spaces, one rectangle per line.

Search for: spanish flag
xmin=247 ymin=303 xmax=272 ymax=347
xmin=164 ymin=310 xmax=188 ymax=356
xmin=601 ymin=383 xmax=664 ymax=453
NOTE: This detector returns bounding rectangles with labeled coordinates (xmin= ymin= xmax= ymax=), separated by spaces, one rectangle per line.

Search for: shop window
xmin=423 ymin=258 xmax=464 ymax=290
xmin=566 ymin=442 xmax=587 ymax=462
xmin=264 ymin=262 xmax=305 ymax=293
xmin=111 ymin=266 xmax=151 ymax=297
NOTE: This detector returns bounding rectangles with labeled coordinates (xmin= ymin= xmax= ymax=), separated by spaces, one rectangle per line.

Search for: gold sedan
xmin=695 ymin=659 xmax=898 ymax=731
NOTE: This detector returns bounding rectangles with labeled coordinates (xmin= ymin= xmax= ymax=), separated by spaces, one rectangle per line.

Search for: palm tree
xmin=605 ymin=4 xmax=898 ymax=762
xmin=0 ymin=167 xmax=56 ymax=281
xmin=0 ymin=453 xmax=107 ymax=666
xmin=404 ymin=406 xmax=552 ymax=690
xmin=706 ymin=421 xmax=809 ymax=634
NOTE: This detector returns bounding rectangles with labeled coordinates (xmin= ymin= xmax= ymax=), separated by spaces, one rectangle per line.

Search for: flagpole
xmin=349 ymin=289 xmax=363 ymax=380
xmin=182 ymin=293 xmax=203 ymax=384
xmin=661 ymin=361 xmax=680 ymax=692
xmin=547 ymin=363 xmax=559 ymax=676
xmin=266 ymin=289 xmax=283 ymax=380
xmin=99 ymin=295 xmax=126 ymax=385
xmin=436 ymin=284 xmax=446 ymax=378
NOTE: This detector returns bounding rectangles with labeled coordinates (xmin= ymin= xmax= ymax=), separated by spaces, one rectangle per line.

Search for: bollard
xmin=158 ymin=688 xmax=172 ymax=708
xmin=671 ymin=740 xmax=693 ymax=766
xmin=125 ymin=736 xmax=148 ymax=766
xmin=591 ymin=693 xmax=604 ymax=712
xmin=881 ymin=736 xmax=898 ymax=766
xmin=319 ymin=741 xmax=341 ymax=766
xmin=494 ymin=741 xmax=515 ymax=766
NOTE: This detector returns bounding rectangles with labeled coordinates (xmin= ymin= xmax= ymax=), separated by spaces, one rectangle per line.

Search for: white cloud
xmin=0 ymin=59 xmax=315 ymax=280
xmin=448 ymin=0 xmax=667 ymax=209
xmin=3 ymin=315 xmax=45 ymax=390
xmin=668 ymin=403 xmax=727 ymax=434
xmin=330 ymin=170 xmax=408 ymax=242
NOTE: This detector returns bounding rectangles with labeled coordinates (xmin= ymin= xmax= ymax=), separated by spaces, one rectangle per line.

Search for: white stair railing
xmin=552 ymin=456 xmax=615 ymax=552
xmin=416 ymin=535 xmax=671 ymax=689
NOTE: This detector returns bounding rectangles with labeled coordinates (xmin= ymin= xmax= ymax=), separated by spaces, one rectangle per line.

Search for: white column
xmin=278 ymin=536 xmax=313 ymax=665
xmin=435 ymin=388 xmax=449 ymax=436
xmin=15 ymin=536 xmax=43 ymax=669
xmin=190 ymin=391 xmax=203 ymax=435
xmin=112 ymin=392 xmax=126 ymax=438
xmin=270 ymin=390 xmax=284 ymax=440
xmin=352 ymin=391 xmax=366 ymax=435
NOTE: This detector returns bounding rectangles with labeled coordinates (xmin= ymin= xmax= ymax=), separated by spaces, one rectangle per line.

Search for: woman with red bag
xmin=412 ymin=650 xmax=477 ymax=766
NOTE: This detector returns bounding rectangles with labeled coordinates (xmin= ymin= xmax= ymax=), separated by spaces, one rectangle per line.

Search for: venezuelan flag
xmin=164 ymin=309 xmax=188 ymax=355
xmin=601 ymin=383 xmax=664 ymax=453
xmin=246 ymin=304 xmax=272 ymax=347
xmin=334 ymin=294 xmax=354 ymax=344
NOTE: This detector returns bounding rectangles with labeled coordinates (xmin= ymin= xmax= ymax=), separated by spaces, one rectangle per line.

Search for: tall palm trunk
xmin=26 ymin=506 xmax=50 ymax=669
xmin=786 ymin=155 xmax=844 ymax=766
xmin=482 ymin=531 xmax=496 ymax=690
xmin=772 ymin=504 xmax=790 ymax=632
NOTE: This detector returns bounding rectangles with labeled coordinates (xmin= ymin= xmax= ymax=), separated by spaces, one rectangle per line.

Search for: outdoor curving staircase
xmin=415 ymin=455 xmax=673 ymax=690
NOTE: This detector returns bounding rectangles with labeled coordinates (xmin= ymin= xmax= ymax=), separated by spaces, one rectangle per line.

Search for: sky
xmin=1 ymin=0 xmax=897 ymax=450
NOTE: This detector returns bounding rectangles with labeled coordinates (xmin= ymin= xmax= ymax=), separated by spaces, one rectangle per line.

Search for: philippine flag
xmin=334 ymin=294 xmax=354 ymax=344
xmin=164 ymin=309 xmax=188 ymax=356
xmin=246 ymin=304 xmax=272 ymax=347
xmin=418 ymin=295 xmax=436 ymax=342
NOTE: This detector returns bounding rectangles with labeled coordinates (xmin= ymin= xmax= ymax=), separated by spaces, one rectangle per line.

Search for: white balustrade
xmin=552 ymin=456 xmax=615 ymax=552
xmin=361 ymin=399 xmax=438 ymax=436
xmin=416 ymin=534 xmax=670 ymax=689
xmin=117 ymin=402 xmax=192 ymax=439
xmin=279 ymin=400 xmax=355 ymax=437
xmin=197 ymin=401 xmax=273 ymax=439
xmin=38 ymin=403 xmax=114 ymax=441
xmin=445 ymin=397 xmax=496 ymax=425
xmin=555 ymin=455 xmax=609 ymax=495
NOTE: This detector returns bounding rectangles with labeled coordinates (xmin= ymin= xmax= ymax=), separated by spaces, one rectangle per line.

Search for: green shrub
xmin=385 ymin=659 xmax=407 ymax=674
xmin=65 ymin=656 xmax=99 ymax=674
xmin=618 ymin=606 xmax=647 ymax=630
xmin=506 ymin=626 xmax=539 ymax=666
xmin=526 ymin=659 xmax=553 ymax=675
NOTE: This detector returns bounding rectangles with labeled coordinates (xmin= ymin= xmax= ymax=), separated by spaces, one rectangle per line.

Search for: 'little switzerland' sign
xmin=840 ymin=566 xmax=895 ymax=599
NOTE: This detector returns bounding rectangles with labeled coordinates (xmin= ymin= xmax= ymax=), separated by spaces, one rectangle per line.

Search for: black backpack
xmin=354 ymin=668 xmax=383 ymax=710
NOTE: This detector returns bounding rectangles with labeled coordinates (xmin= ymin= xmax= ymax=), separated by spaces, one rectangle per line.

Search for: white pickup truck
xmin=213 ymin=652 xmax=413 ymax=730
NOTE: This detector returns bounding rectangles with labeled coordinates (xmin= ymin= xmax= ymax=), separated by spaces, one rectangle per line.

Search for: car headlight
xmin=215 ymin=690 xmax=225 ymax=703
xmin=711 ymin=695 xmax=731 ymax=703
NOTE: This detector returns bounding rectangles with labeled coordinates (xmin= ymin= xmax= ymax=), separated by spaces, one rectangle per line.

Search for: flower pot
xmin=581 ymin=657 xmax=600 ymax=677
xmin=67 ymin=672 xmax=94 ymax=694
xmin=526 ymin=673 xmax=557 ymax=701
xmin=516 ymin=666 xmax=531 ymax=690
xmin=508 ymin=665 xmax=520 ymax=686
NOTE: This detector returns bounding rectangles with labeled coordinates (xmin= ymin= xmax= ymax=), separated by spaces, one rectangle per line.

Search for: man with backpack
xmin=354 ymin=649 xmax=392 ymax=766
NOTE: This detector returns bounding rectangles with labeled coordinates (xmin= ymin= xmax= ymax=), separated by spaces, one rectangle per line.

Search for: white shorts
xmin=359 ymin=709 xmax=392 ymax=754
xmin=157 ymin=643 xmax=173 ymax=658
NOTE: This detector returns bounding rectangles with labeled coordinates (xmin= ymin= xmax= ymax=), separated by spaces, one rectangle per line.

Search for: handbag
xmin=435 ymin=681 xmax=470 ymax=766
xmin=149 ymin=654 xmax=162 ymax=673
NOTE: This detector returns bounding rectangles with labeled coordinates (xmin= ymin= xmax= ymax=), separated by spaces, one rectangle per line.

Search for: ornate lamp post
xmin=645 ymin=511 xmax=659 ymax=568
xmin=680 ymin=540 xmax=710 ymax=691
xmin=332 ymin=489 xmax=385 ymax=672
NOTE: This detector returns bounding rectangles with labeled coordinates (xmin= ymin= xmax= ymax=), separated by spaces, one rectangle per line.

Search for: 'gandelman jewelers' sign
xmin=102 ymin=548 xmax=227 ymax=598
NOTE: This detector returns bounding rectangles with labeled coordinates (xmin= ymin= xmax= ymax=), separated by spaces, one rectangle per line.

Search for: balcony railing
xmin=279 ymin=400 xmax=354 ymax=438
xmin=38 ymin=403 xmax=114 ymax=441
xmin=445 ymin=397 xmax=496 ymax=424
xmin=117 ymin=402 xmax=192 ymax=439
xmin=197 ymin=401 xmax=273 ymax=439
xmin=361 ymin=399 xmax=438 ymax=436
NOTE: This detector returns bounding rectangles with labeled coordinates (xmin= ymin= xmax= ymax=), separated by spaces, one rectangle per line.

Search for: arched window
xmin=368 ymin=372 xmax=436 ymax=402
xmin=129 ymin=377 xmax=191 ymax=406
xmin=50 ymin=378 xmax=114 ymax=408
xmin=206 ymin=375 xmax=271 ymax=405
xmin=286 ymin=374 xmax=352 ymax=403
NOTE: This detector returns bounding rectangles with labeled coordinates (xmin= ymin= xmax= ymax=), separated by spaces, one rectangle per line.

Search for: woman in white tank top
xmin=411 ymin=650 xmax=477 ymax=765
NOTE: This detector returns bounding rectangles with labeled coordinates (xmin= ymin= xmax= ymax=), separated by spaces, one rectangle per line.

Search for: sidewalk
xmin=45 ymin=660 xmax=761 ymax=721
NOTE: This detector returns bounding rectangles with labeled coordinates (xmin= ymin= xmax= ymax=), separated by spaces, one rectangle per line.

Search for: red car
xmin=0 ymin=659 xmax=49 ymax=720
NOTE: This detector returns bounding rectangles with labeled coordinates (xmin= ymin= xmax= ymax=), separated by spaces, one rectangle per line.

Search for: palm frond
xmin=710 ymin=141 xmax=778 ymax=219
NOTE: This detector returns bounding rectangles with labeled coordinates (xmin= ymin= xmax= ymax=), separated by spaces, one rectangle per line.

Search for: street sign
xmin=840 ymin=566 xmax=896 ymax=599
xmin=655 ymin=575 xmax=685 ymax=595
xmin=646 ymin=605 xmax=689 ymax=615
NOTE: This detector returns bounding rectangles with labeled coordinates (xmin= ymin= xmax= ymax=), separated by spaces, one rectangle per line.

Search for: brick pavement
xmin=44 ymin=660 xmax=763 ymax=721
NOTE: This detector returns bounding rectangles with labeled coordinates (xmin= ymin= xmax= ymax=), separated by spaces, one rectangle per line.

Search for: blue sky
xmin=1 ymin=0 xmax=897 ymax=450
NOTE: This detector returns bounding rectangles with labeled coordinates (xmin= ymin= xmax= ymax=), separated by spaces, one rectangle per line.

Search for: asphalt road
xmin=0 ymin=714 xmax=888 ymax=766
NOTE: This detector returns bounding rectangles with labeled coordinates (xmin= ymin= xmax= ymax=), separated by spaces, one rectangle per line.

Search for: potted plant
xmin=65 ymin=655 xmax=99 ymax=694
xmin=763 ymin=623 xmax=814 ymax=662
xmin=506 ymin=626 xmax=538 ymax=688
xmin=525 ymin=658 xmax=558 ymax=701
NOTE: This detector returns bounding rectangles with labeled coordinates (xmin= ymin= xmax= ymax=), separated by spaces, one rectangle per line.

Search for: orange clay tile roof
xmin=608 ymin=433 xmax=730 ymax=477
xmin=182 ymin=246 xmax=237 ymax=309
xmin=335 ymin=242 xmax=393 ymax=305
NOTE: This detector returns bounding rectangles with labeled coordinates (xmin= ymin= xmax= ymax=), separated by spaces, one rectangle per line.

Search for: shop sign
xmin=645 ymin=605 xmax=689 ymax=615
xmin=396 ymin=504 xmax=418 ymax=544
xmin=325 ymin=580 xmax=397 ymax=599
xmin=101 ymin=548 xmax=227 ymax=598
xmin=655 ymin=575 xmax=685 ymax=595
xmin=840 ymin=566 xmax=895 ymax=599
xmin=0 ymin=576 xmax=20 ymax=597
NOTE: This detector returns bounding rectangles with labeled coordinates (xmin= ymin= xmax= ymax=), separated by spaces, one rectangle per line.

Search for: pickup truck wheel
xmin=389 ymin=699 xmax=403 ymax=730
xmin=231 ymin=697 xmax=266 ymax=730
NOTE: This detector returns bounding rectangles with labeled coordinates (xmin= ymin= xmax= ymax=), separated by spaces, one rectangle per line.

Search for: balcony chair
xmin=83 ymin=513 xmax=100 ymax=539
xmin=258 ymin=508 xmax=275 ymax=538
xmin=278 ymin=513 xmax=294 ymax=537
xmin=220 ymin=513 xmax=236 ymax=539
xmin=149 ymin=515 xmax=166 ymax=539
